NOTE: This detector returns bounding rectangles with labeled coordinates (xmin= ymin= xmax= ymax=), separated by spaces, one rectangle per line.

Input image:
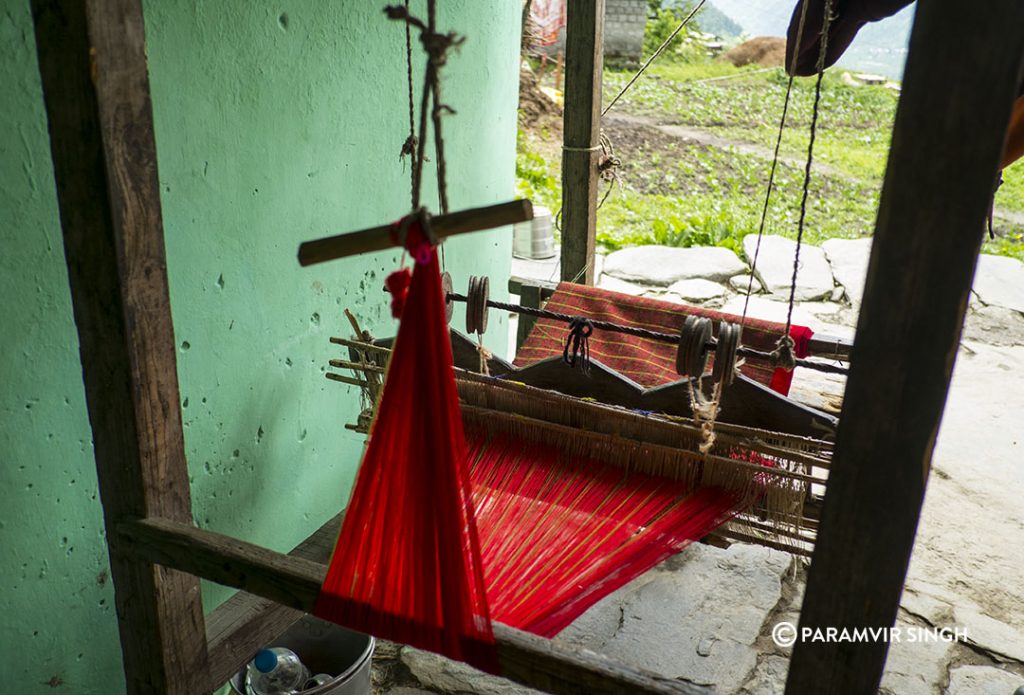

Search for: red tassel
xmin=385 ymin=269 xmax=412 ymax=318
xmin=315 ymin=239 xmax=497 ymax=672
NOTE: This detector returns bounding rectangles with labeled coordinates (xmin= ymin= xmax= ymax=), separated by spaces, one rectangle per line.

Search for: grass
xmin=518 ymin=55 xmax=1024 ymax=261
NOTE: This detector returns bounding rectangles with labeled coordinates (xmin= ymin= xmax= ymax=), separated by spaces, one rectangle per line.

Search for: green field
xmin=518 ymin=59 xmax=1024 ymax=260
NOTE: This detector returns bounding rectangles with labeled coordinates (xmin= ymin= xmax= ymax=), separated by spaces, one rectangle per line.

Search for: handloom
xmin=310 ymin=0 xmax=833 ymax=677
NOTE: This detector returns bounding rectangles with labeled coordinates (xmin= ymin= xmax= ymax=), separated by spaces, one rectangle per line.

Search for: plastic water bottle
xmin=246 ymin=647 xmax=311 ymax=695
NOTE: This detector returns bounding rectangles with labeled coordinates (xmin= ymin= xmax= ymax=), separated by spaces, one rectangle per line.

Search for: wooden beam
xmin=785 ymin=2 xmax=1024 ymax=693
xmin=30 ymin=1 xmax=208 ymax=692
xmin=560 ymin=0 xmax=604 ymax=284
xmin=120 ymin=517 xmax=711 ymax=695
xmin=203 ymin=515 xmax=343 ymax=690
xmin=298 ymin=199 xmax=533 ymax=266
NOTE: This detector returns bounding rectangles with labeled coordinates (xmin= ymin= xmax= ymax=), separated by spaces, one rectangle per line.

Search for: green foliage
xmin=515 ymin=129 xmax=559 ymax=210
xmin=642 ymin=8 xmax=706 ymax=63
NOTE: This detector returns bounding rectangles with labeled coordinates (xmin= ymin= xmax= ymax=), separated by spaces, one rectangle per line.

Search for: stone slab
xmin=878 ymin=621 xmax=955 ymax=695
xmin=557 ymin=543 xmax=792 ymax=693
xmin=666 ymin=278 xmax=729 ymax=301
xmin=596 ymin=275 xmax=647 ymax=296
xmin=603 ymin=245 xmax=747 ymax=285
xmin=718 ymin=296 xmax=819 ymax=331
xmin=744 ymin=235 xmax=834 ymax=301
xmin=729 ymin=274 xmax=764 ymax=294
xmin=946 ymin=665 xmax=1023 ymax=695
xmin=821 ymin=237 xmax=872 ymax=307
xmin=953 ymin=605 xmax=1024 ymax=663
xmin=402 ymin=647 xmax=540 ymax=694
xmin=973 ymin=253 xmax=1024 ymax=314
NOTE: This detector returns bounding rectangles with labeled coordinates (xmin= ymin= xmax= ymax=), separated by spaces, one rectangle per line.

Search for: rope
xmin=741 ymin=0 xmax=812 ymax=326
xmin=445 ymin=292 xmax=848 ymax=375
xmin=602 ymin=0 xmax=707 ymax=116
xmin=784 ymin=0 xmax=835 ymax=339
xmin=401 ymin=0 xmax=418 ymax=210
xmin=562 ymin=317 xmax=593 ymax=373
xmin=387 ymin=1 xmax=462 ymax=265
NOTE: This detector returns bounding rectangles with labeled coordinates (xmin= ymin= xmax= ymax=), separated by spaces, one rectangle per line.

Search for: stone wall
xmin=539 ymin=0 xmax=647 ymax=59
xmin=604 ymin=0 xmax=648 ymax=58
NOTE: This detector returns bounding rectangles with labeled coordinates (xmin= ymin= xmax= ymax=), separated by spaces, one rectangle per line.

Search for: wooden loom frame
xmin=29 ymin=0 xmax=1024 ymax=693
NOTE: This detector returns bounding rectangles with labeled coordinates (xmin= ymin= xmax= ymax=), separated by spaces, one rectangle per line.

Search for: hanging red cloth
xmin=315 ymin=219 xmax=497 ymax=673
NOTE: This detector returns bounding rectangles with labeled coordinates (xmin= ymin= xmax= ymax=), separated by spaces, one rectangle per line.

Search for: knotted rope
xmin=562 ymin=317 xmax=594 ymax=373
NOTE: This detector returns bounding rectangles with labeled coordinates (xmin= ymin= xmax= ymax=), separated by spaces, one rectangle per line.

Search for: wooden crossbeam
xmin=30 ymin=1 xmax=208 ymax=692
xmin=120 ymin=516 xmax=712 ymax=695
xmin=297 ymin=199 xmax=533 ymax=266
xmin=785 ymin=1 xmax=1024 ymax=693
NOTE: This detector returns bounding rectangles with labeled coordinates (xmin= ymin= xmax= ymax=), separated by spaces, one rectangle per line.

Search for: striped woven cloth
xmin=513 ymin=282 xmax=812 ymax=396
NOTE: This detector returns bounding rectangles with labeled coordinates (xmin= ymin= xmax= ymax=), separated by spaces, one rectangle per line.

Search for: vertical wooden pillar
xmin=560 ymin=0 xmax=604 ymax=284
xmin=785 ymin=1 xmax=1024 ymax=693
xmin=32 ymin=1 xmax=209 ymax=692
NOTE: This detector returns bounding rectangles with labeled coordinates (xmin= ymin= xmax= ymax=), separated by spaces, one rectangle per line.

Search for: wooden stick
xmin=325 ymin=372 xmax=370 ymax=388
xmin=329 ymin=358 xmax=385 ymax=373
xmin=298 ymin=199 xmax=533 ymax=266
xmin=330 ymin=336 xmax=392 ymax=355
xmin=120 ymin=517 xmax=710 ymax=695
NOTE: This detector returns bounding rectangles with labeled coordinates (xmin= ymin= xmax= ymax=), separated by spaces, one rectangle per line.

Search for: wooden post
xmin=785 ymin=2 xmax=1024 ymax=693
xmin=560 ymin=0 xmax=604 ymax=284
xmin=31 ymin=1 xmax=208 ymax=692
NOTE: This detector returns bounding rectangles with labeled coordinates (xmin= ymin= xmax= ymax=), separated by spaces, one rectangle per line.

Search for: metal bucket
xmin=228 ymin=616 xmax=374 ymax=695
xmin=513 ymin=205 xmax=556 ymax=260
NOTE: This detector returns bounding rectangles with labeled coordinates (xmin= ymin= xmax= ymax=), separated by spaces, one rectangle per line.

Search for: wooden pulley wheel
xmin=465 ymin=275 xmax=490 ymax=335
xmin=441 ymin=271 xmax=454 ymax=324
xmin=712 ymin=321 xmax=742 ymax=387
xmin=675 ymin=315 xmax=711 ymax=378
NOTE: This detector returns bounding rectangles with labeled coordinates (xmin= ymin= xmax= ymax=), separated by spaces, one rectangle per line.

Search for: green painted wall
xmin=0 ymin=1 xmax=520 ymax=691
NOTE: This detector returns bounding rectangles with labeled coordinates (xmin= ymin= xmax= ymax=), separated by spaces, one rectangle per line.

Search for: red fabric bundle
xmin=514 ymin=282 xmax=813 ymax=396
xmin=315 ymin=227 xmax=496 ymax=672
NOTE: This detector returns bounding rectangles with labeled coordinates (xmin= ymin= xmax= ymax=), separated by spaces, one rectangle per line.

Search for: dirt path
xmin=604 ymin=111 xmax=1024 ymax=226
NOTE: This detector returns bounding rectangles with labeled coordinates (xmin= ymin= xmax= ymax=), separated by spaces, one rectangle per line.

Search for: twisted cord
xmin=784 ymin=0 xmax=835 ymax=338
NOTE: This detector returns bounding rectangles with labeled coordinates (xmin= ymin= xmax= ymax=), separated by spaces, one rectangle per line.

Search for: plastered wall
xmin=0 ymin=1 xmax=520 ymax=691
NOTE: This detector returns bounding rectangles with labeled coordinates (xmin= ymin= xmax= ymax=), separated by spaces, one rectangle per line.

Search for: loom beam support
xmin=297 ymin=199 xmax=534 ymax=266
xmin=786 ymin=1 xmax=1024 ymax=692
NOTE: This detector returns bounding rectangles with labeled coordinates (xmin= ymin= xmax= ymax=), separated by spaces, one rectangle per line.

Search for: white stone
xmin=730 ymin=274 xmax=763 ymax=293
xmin=603 ymin=245 xmax=747 ymax=286
xmin=822 ymin=237 xmax=872 ymax=307
xmin=597 ymin=275 xmax=647 ymax=296
xmin=744 ymin=235 xmax=834 ymax=301
xmin=718 ymin=296 xmax=818 ymax=330
xmin=947 ymin=665 xmax=1023 ymax=695
xmin=953 ymin=605 xmax=1024 ymax=663
xmin=402 ymin=647 xmax=540 ymax=694
xmin=739 ymin=654 xmax=788 ymax=695
xmin=878 ymin=620 xmax=955 ymax=695
xmin=973 ymin=254 xmax=1024 ymax=314
xmin=666 ymin=278 xmax=728 ymax=301
xmin=557 ymin=543 xmax=792 ymax=693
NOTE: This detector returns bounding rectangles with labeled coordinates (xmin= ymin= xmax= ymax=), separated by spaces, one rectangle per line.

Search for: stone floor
xmin=374 ymin=240 xmax=1024 ymax=694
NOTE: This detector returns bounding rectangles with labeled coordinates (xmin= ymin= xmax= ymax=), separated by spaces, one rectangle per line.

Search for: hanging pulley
xmin=465 ymin=275 xmax=489 ymax=336
xmin=675 ymin=316 xmax=742 ymax=387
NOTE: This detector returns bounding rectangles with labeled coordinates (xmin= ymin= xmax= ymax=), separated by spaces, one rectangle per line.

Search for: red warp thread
xmin=465 ymin=429 xmax=760 ymax=636
xmin=315 ymin=244 xmax=497 ymax=672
